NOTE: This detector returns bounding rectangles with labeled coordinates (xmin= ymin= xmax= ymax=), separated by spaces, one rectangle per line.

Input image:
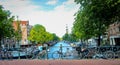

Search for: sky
xmin=0 ymin=0 xmax=80 ymax=37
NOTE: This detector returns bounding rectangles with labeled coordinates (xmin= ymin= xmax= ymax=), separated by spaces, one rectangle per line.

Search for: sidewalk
xmin=0 ymin=59 xmax=120 ymax=65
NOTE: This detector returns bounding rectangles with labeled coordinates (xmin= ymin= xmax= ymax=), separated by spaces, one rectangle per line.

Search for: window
xmin=116 ymin=27 xmax=119 ymax=33
xmin=119 ymin=26 xmax=120 ymax=32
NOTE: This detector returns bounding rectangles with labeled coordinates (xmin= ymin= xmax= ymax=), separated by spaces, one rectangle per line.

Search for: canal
xmin=47 ymin=41 xmax=78 ymax=59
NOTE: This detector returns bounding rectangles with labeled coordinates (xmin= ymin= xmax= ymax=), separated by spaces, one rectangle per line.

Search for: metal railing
xmin=46 ymin=45 xmax=120 ymax=60
xmin=0 ymin=45 xmax=120 ymax=60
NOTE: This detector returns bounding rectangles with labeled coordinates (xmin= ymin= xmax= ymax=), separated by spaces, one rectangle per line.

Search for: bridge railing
xmin=45 ymin=45 xmax=120 ymax=60
xmin=0 ymin=45 xmax=120 ymax=60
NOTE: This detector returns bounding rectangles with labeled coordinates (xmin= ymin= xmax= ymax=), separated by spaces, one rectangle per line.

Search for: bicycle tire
xmin=7 ymin=51 xmax=13 ymax=60
xmin=116 ymin=51 xmax=120 ymax=58
xmin=104 ymin=51 xmax=115 ymax=59
xmin=52 ymin=51 xmax=60 ymax=59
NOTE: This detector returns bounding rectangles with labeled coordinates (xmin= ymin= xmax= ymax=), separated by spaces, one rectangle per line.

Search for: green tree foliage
xmin=62 ymin=33 xmax=78 ymax=42
xmin=45 ymin=32 xmax=54 ymax=43
xmin=28 ymin=24 xmax=59 ymax=45
xmin=75 ymin=0 xmax=120 ymax=22
xmin=52 ymin=33 xmax=60 ymax=41
xmin=69 ymin=33 xmax=79 ymax=42
xmin=62 ymin=33 xmax=70 ymax=41
xmin=0 ymin=5 xmax=14 ymax=46
xmin=73 ymin=0 xmax=120 ymax=45
xmin=28 ymin=24 xmax=46 ymax=44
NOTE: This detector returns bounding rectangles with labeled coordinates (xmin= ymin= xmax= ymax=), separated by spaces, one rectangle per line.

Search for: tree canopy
xmin=73 ymin=0 xmax=120 ymax=45
xmin=62 ymin=33 xmax=78 ymax=42
xmin=62 ymin=33 xmax=70 ymax=41
xmin=0 ymin=5 xmax=15 ymax=46
xmin=52 ymin=33 xmax=60 ymax=41
xmin=28 ymin=24 xmax=59 ymax=45
xmin=0 ymin=5 xmax=14 ymax=38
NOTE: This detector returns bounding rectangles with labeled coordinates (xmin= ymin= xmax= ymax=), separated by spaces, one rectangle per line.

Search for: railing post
xmin=44 ymin=44 xmax=48 ymax=60
xmin=60 ymin=44 xmax=62 ymax=59
xmin=18 ymin=48 xmax=20 ymax=59
xmin=46 ymin=45 xmax=48 ymax=60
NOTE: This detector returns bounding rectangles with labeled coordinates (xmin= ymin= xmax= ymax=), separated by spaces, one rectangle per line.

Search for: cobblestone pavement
xmin=0 ymin=59 xmax=120 ymax=65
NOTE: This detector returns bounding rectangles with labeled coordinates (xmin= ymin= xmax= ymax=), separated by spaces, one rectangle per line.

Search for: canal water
xmin=47 ymin=41 xmax=77 ymax=59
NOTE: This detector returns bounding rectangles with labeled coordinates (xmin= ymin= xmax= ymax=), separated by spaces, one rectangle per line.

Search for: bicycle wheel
xmin=71 ymin=50 xmax=79 ymax=59
xmin=52 ymin=51 xmax=60 ymax=59
xmin=104 ymin=51 xmax=115 ymax=59
xmin=116 ymin=51 xmax=120 ymax=58
xmin=7 ymin=51 xmax=13 ymax=60
xmin=78 ymin=52 xmax=83 ymax=59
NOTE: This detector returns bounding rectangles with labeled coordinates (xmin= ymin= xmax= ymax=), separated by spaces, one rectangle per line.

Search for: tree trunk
xmin=98 ymin=35 xmax=101 ymax=46
xmin=0 ymin=37 xmax=1 ymax=48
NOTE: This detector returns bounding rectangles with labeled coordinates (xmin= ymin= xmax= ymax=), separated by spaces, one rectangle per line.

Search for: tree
xmin=52 ymin=33 xmax=60 ymax=41
xmin=73 ymin=0 xmax=120 ymax=46
xmin=0 ymin=5 xmax=14 ymax=47
xmin=28 ymin=24 xmax=46 ymax=44
xmin=28 ymin=24 xmax=59 ymax=45
xmin=62 ymin=33 xmax=70 ymax=41
xmin=72 ymin=11 xmax=93 ymax=40
xmin=62 ymin=33 xmax=79 ymax=42
xmin=45 ymin=32 xmax=54 ymax=43
xmin=69 ymin=33 xmax=79 ymax=42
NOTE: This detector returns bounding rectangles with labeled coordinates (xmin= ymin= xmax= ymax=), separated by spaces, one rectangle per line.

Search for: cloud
xmin=0 ymin=0 xmax=40 ymax=18
xmin=0 ymin=0 xmax=79 ymax=37
xmin=46 ymin=0 xmax=58 ymax=5
xmin=63 ymin=0 xmax=75 ymax=5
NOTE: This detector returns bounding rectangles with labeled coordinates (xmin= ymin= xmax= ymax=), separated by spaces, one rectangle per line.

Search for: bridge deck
xmin=0 ymin=59 xmax=120 ymax=65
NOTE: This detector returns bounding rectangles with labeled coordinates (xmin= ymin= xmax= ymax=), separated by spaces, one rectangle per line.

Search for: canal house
xmin=107 ymin=22 xmax=120 ymax=46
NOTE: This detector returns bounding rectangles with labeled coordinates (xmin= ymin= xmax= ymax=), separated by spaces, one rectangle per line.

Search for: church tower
xmin=66 ymin=24 xmax=68 ymax=34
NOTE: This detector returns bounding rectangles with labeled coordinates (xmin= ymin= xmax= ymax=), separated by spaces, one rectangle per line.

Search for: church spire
xmin=66 ymin=24 xmax=68 ymax=34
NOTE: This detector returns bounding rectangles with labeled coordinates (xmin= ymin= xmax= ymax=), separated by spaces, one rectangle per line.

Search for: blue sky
xmin=31 ymin=0 xmax=67 ymax=11
xmin=0 ymin=0 xmax=79 ymax=37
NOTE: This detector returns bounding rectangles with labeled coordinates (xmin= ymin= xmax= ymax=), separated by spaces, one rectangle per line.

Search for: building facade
xmin=107 ymin=22 xmax=120 ymax=46
xmin=13 ymin=20 xmax=32 ymax=46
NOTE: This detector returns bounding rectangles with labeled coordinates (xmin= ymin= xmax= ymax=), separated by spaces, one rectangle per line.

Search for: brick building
xmin=107 ymin=22 xmax=120 ymax=46
xmin=13 ymin=20 xmax=32 ymax=46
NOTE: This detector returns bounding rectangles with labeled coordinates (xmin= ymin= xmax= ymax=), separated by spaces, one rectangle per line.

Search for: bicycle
xmin=95 ymin=46 xmax=116 ymax=59
xmin=0 ymin=50 xmax=13 ymax=60
xmin=52 ymin=48 xmax=76 ymax=59
xmin=27 ymin=46 xmax=40 ymax=59
xmin=86 ymin=47 xmax=115 ymax=59
xmin=77 ymin=47 xmax=97 ymax=59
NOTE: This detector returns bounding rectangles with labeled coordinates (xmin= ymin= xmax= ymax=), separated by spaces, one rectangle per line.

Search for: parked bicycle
xmin=0 ymin=50 xmax=13 ymax=60
xmin=76 ymin=46 xmax=117 ymax=59
xmin=76 ymin=47 xmax=97 ymax=59
xmin=52 ymin=48 xmax=77 ymax=59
